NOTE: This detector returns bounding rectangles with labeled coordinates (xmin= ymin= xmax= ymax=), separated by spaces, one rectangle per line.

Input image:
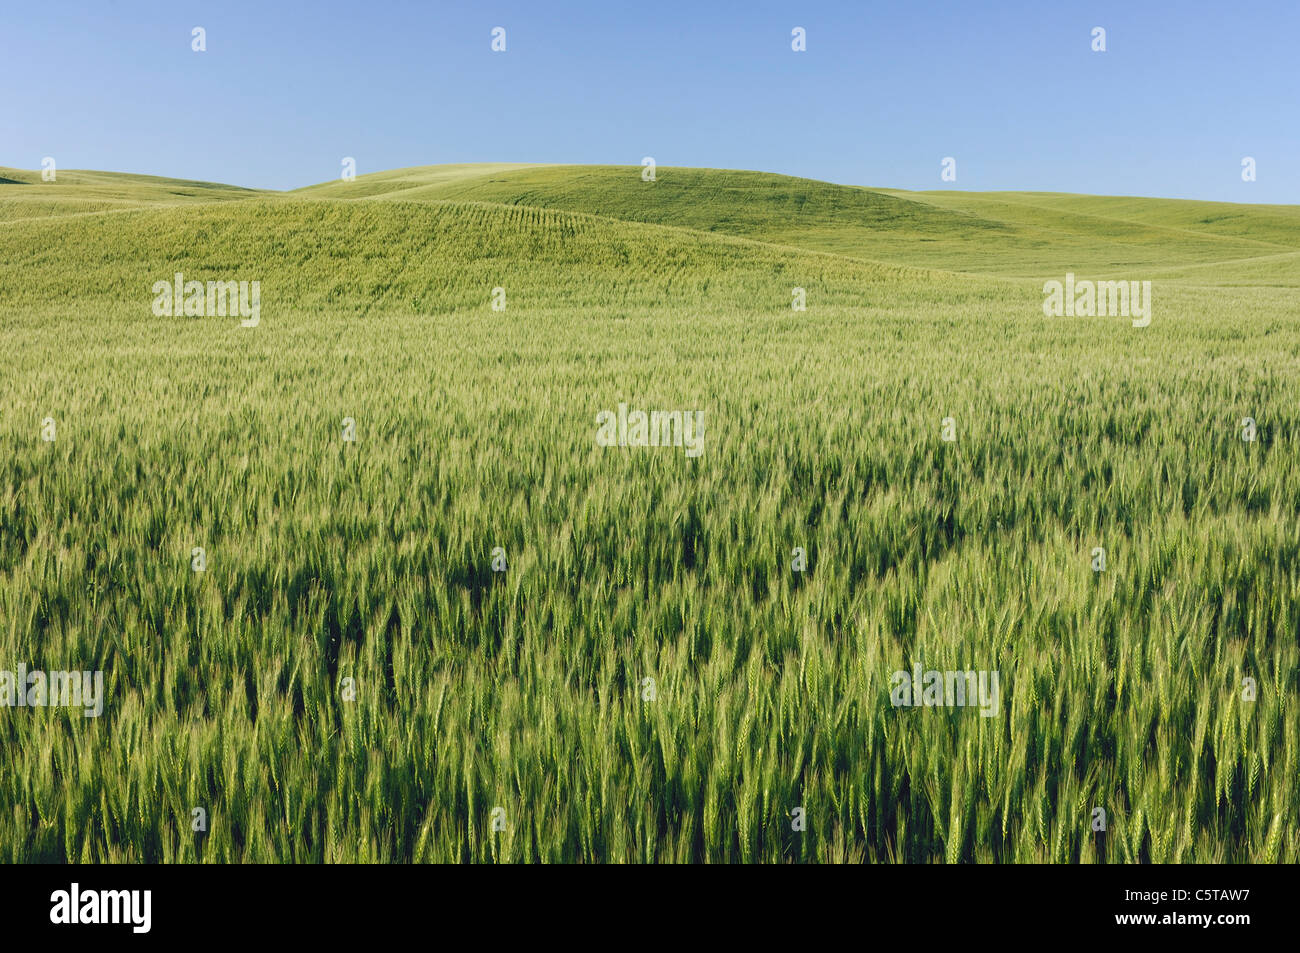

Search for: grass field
xmin=0 ymin=163 xmax=1297 ymax=862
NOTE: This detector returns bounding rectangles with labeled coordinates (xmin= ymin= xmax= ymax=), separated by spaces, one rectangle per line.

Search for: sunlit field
xmin=1 ymin=164 xmax=1297 ymax=861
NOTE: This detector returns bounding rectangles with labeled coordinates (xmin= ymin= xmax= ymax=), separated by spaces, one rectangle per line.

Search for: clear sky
xmin=4 ymin=0 xmax=1297 ymax=201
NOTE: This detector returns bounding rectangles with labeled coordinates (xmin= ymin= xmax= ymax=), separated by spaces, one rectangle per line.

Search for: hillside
xmin=292 ymin=164 xmax=1300 ymax=283
xmin=0 ymin=167 xmax=265 ymax=224
xmin=4 ymin=163 xmax=1297 ymax=286
xmin=0 ymin=196 xmax=985 ymax=325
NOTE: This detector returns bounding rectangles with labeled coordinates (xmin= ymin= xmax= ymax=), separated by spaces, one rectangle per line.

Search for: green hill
xmin=292 ymin=164 xmax=1300 ymax=283
xmin=0 ymin=166 xmax=265 ymax=224
xmin=5 ymin=162 xmax=1298 ymax=284
xmin=1 ymin=196 xmax=983 ymax=325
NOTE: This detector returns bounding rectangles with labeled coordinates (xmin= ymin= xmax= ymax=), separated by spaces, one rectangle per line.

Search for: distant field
xmin=0 ymin=164 xmax=1296 ymax=862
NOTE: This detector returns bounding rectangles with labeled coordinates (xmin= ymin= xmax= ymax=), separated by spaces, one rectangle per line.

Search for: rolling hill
xmin=292 ymin=164 xmax=1300 ymax=282
xmin=8 ymin=162 xmax=1299 ymax=284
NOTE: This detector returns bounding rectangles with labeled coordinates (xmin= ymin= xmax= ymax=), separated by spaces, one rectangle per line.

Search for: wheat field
xmin=0 ymin=164 xmax=1297 ymax=862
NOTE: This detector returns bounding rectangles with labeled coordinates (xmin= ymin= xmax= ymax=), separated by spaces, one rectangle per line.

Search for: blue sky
xmin=4 ymin=0 xmax=1297 ymax=201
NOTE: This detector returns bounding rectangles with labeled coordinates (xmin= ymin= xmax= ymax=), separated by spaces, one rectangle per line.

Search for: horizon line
xmin=1 ymin=161 xmax=1296 ymax=208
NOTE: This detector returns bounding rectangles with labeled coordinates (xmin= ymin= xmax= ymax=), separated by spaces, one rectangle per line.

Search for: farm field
xmin=0 ymin=163 xmax=1297 ymax=862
